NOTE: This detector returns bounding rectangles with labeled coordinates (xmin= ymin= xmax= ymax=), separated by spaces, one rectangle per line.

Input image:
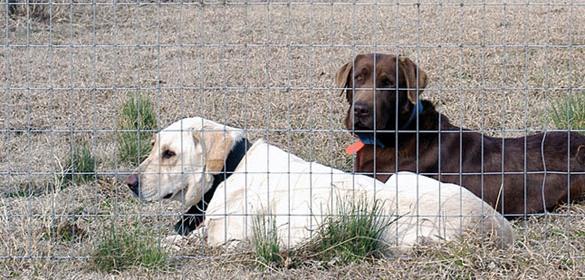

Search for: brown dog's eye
xmin=378 ymin=76 xmax=393 ymax=86
xmin=162 ymin=150 xmax=176 ymax=159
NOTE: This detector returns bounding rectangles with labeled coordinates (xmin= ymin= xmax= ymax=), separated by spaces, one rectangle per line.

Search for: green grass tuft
xmin=62 ymin=143 xmax=97 ymax=186
xmin=548 ymin=93 xmax=585 ymax=134
xmin=117 ymin=94 xmax=158 ymax=166
xmin=310 ymin=195 xmax=394 ymax=264
xmin=91 ymin=224 xmax=169 ymax=273
xmin=250 ymin=196 xmax=396 ymax=269
xmin=252 ymin=213 xmax=284 ymax=269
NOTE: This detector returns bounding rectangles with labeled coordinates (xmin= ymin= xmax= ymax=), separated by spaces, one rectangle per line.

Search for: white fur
xmin=136 ymin=117 xmax=514 ymax=251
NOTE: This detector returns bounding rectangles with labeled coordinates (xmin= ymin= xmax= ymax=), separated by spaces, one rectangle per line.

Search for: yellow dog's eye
xmin=162 ymin=150 xmax=176 ymax=159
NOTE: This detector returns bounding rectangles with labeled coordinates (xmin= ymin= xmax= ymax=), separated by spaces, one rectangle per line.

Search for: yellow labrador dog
xmin=126 ymin=117 xmax=513 ymax=250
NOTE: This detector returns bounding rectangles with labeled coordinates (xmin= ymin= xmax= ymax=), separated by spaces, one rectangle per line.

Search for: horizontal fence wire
xmin=1 ymin=1 xmax=584 ymax=276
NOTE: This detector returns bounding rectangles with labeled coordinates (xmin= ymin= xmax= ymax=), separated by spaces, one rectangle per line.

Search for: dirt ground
xmin=1 ymin=1 xmax=585 ymax=279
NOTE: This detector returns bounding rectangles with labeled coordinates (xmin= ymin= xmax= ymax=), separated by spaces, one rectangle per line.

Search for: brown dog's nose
xmin=353 ymin=102 xmax=370 ymax=119
xmin=125 ymin=174 xmax=140 ymax=195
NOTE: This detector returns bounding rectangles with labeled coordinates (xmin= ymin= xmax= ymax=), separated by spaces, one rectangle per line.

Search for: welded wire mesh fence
xmin=1 ymin=0 xmax=584 ymax=276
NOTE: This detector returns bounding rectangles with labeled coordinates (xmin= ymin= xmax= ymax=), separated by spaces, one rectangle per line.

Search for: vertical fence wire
xmin=0 ymin=1 xmax=584 ymax=264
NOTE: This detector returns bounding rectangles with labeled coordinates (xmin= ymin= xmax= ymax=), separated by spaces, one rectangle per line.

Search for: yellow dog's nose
xmin=125 ymin=174 xmax=140 ymax=195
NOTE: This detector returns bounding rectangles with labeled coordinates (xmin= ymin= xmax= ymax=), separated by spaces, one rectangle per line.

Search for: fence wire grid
xmin=1 ymin=0 xmax=585 ymax=277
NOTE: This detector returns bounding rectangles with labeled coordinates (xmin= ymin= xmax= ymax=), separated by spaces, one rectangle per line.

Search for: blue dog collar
xmin=402 ymin=100 xmax=424 ymax=129
xmin=356 ymin=133 xmax=385 ymax=148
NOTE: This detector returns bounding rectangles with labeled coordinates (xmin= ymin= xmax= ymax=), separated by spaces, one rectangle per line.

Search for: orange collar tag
xmin=345 ymin=140 xmax=365 ymax=155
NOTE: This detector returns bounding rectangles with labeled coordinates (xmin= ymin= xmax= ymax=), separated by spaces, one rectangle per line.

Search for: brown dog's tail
xmin=577 ymin=145 xmax=585 ymax=165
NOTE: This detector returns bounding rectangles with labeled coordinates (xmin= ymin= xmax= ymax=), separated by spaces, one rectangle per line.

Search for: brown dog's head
xmin=337 ymin=53 xmax=428 ymax=136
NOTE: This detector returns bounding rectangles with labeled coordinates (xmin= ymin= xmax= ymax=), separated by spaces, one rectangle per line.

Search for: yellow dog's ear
xmin=193 ymin=124 xmax=233 ymax=174
xmin=399 ymin=56 xmax=428 ymax=104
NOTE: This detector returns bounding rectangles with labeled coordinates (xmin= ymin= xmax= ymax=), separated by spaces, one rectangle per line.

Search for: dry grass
xmin=1 ymin=1 xmax=585 ymax=278
xmin=6 ymin=1 xmax=71 ymax=24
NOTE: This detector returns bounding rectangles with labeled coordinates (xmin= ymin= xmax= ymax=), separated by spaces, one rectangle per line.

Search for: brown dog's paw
xmin=577 ymin=145 xmax=585 ymax=165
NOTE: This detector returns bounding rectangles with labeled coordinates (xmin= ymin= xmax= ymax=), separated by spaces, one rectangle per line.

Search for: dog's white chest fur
xmin=203 ymin=139 xmax=513 ymax=250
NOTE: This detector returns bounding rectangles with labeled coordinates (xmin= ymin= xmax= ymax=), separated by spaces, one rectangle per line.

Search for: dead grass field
xmin=1 ymin=1 xmax=585 ymax=279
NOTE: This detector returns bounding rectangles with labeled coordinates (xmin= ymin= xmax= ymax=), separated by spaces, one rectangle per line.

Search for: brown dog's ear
xmin=193 ymin=124 xmax=233 ymax=174
xmin=399 ymin=56 xmax=428 ymax=104
xmin=335 ymin=62 xmax=353 ymax=97
xmin=577 ymin=145 xmax=585 ymax=165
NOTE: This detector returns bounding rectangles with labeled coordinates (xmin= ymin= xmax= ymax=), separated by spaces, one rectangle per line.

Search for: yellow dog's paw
xmin=162 ymin=227 xmax=208 ymax=251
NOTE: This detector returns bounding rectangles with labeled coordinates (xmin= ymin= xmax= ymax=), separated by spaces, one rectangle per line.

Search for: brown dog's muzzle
xmin=348 ymin=85 xmax=392 ymax=131
xmin=337 ymin=53 xmax=428 ymax=133
xmin=353 ymin=101 xmax=370 ymax=121
xmin=351 ymin=88 xmax=379 ymax=129
xmin=353 ymin=102 xmax=372 ymax=126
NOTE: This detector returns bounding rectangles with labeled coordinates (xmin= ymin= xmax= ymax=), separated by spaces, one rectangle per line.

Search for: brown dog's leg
xmin=577 ymin=145 xmax=585 ymax=165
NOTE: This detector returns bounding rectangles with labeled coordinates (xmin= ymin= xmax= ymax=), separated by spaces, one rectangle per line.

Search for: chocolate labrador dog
xmin=338 ymin=53 xmax=585 ymax=218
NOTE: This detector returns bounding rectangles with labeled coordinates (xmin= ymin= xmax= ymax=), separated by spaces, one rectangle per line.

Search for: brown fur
xmin=339 ymin=53 xmax=585 ymax=217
